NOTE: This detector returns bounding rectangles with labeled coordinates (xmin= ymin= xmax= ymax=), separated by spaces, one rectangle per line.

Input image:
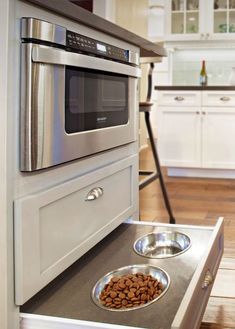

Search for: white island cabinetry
xmin=157 ymin=89 xmax=235 ymax=178
xmin=157 ymin=91 xmax=201 ymax=168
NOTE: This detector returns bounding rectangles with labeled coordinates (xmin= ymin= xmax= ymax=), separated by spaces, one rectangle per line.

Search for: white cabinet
xmin=14 ymin=155 xmax=138 ymax=305
xmin=202 ymin=108 xmax=235 ymax=168
xmin=158 ymin=107 xmax=201 ymax=167
xmin=165 ymin=0 xmax=235 ymax=41
xmin=158 ymin=90 xmax=201 ymax=167
xmin=165 ymin=0 xmax=202 ymax=41
xmin=158 ymin=90 xmax=235 ymax=171
xmin=209 ymin=0 xmax=235 ymax=40
xmin=202 ymin=91 xmax=235 ymax=168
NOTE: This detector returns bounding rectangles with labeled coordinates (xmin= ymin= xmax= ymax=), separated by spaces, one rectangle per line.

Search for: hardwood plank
xmin=224 ymin=242 xmax=235 ymax=258
xmin=211 ymin=269 xmax=235 ymax=298
xmin=202 ymin=297 xmax=235 ymax=328
xmin=220 ymin=258 xmax=235 ymax=270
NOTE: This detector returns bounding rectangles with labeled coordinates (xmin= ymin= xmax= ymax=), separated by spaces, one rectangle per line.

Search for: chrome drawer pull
xmin=220 ymin=96 xmax=230 ymax=101
xmin=174 ymin=96 xmax=184 ymax=101
xmin=85 ymin=187 xmax=103 ymax=201
xmin=202 ymin=270 xmax=213 ymax=289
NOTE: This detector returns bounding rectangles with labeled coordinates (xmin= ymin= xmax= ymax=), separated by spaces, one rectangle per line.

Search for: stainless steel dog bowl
xmin=133 ymin=231 xmax=191 ymax=259
xmin=92 ymin=264 xmax=170 ymax=311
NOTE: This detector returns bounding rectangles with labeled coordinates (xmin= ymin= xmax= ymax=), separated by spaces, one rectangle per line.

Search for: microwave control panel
xmin=66 ymin=30 xmax=129 ymax=63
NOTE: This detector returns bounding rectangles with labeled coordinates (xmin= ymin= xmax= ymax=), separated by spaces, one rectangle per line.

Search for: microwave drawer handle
xmin=32 ymin=46 xmax=141 ymax=78
xmin=85 ymin=187 xmax=104 ymax=201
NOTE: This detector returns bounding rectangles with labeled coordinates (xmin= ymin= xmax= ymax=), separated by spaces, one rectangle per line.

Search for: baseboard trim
xmin=167 ymin=167 xmax=235 ymax=179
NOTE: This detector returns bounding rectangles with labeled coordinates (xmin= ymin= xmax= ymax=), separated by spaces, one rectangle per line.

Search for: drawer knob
xmin=85 ymin=187 xmax=103 ymax=201
xmin=174 ymin=96 xmax=184 ymax=101
xmin=202 ymin=270 xmax=213 ymax=289
xmin=220 ymin=96 xmax=230 ymax=101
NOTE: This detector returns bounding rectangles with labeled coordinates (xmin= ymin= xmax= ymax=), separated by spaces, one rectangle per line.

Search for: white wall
xmin=93 ymin=0 xmax=116 ymax=22
xmin=114 ymin=0 xmax=149 ymax=149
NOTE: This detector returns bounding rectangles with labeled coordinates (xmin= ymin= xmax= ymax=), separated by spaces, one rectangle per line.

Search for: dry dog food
xmin=99 ymin=272 xmax=164 ymax=309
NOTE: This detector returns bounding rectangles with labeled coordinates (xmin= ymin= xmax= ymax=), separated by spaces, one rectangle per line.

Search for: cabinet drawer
xmin=203 ymin=91 xmax=235 ymax=106
xmin=158 ymin=91 xmax=201 ymax=107
xmin=14 ymin=155 xmax=138 ymax=305
xmin=19 ymin=219 xmax=224 ymax=329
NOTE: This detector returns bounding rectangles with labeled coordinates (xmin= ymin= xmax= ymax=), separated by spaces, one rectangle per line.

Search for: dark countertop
xmin=154 ymin=86 xmax=235 ymax=90
xmin=22 ymin=0 xmax=166 ymax=58
xmin=21 ymin=223 xmax=212 ymax=329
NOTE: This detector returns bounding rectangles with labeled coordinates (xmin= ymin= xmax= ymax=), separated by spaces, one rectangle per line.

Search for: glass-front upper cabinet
xmin=165 ymin=0 xmax=203 ymax=40
xmin=171 ymin=0 xmax=199 ymax=34
xmin=165 ymin=0 xmax=235 ymax=41
xmin=213 ymin=0 xmax=235 ymax=34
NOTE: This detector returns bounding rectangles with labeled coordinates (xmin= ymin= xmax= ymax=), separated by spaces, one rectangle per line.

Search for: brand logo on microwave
xmin=97 ymin=116 xmax=107 ymax=123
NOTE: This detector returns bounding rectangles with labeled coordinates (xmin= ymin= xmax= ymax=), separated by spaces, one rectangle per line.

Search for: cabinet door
xmin=204 ymin=0 xmax=235 ymax=40
xmin=213 ymin=0 xmax=235 ymax=39
xmin=158 ymin=107 xmax=201 ymax=167
xmin=202 ymin=108 xmax=235 ymax=169
xmin=165 ymin=0 xmax=203 ymax=41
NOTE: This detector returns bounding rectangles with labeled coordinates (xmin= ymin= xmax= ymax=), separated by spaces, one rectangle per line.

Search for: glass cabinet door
xmin=171 ymin=0 xmax=199 ymax=34
xmin=214 ymin=0 xmax=235 ymax=33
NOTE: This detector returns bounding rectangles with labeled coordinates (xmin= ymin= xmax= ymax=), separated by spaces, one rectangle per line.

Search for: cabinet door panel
xmin=158 ymin=107 xmax=201 ymax=167
xmin=202 ymin=108 xmax=235 ymax=169
xmin=14 ymin=155 xmax=138 ymax=305
xmin=166 ymin=0 xmax=203 ymax=41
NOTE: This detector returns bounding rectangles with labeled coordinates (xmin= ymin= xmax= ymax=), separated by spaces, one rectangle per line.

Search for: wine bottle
xmin=200 ymin=60 xmax=208 ymax=86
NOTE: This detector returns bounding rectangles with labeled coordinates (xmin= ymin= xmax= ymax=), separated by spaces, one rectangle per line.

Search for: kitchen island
xmin=155 ymin=86 xmax=235 ymax=178
xmin=1 ymin=2 xmax=166 ymax=329
xmin=21 ymin=0 xmax=166 ymax=59
xmin=0 ymin=0 xmax=224 ymax=328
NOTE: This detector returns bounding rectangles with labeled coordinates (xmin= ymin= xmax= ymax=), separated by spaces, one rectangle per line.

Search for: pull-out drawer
xmin=203 ymin=91 xmax=235 ymax=107
xmin=171 ymin=218 xmax=223 ymax=329
xmin=20 ymin=219 xmax=223 ymax=329
xmin=14 ymin=155 xmax=138 ymax=305
xmin=158 ymin=91 xmax=201 ymax=107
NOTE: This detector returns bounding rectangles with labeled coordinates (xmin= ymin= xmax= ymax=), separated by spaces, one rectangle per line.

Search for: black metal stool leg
xmin=145 ymin=111 xmax=176 ymax=224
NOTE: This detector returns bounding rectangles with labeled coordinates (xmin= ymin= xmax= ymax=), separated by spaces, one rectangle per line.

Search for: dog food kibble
xmin=99 ymin=273 xmax=164 ymax=309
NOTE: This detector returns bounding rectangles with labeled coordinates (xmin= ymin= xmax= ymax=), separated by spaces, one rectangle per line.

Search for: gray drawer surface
xmin=20 ymin=223 xmax=218 ymax=329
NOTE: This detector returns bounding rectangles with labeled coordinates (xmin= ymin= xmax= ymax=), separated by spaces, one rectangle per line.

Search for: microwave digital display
xmin=97 ymin=43 xmax=106 ymax=52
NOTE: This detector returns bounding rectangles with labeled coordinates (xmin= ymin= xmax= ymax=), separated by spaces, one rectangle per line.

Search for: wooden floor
xmin=139 ymin=146 xmax=235 ymax=329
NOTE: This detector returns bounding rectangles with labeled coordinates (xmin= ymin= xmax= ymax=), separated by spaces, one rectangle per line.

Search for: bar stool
xmin=139 ymin=63 xmax=176 ymax=224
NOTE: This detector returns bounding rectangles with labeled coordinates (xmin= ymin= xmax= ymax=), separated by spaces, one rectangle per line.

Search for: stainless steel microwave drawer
xmin=14 ymin=155 xmax=138 ymax=305
xmin=20 ymin=219 xmax=223 ymax=329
